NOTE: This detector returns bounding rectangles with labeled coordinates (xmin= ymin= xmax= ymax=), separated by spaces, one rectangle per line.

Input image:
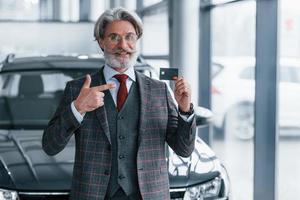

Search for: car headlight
xmin=0 ymin=188 xmax=19 ymax=200
xmin=184 ymin=177 xmax=221 ymax=200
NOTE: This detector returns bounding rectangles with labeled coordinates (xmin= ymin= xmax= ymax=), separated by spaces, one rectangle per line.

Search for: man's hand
xmin=174 ymin=77 xmax=192 ymax=112
xmin=74 ymin=74 xmax=115 ymax=115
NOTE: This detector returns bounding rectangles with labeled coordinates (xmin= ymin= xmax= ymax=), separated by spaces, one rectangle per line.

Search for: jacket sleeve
xmin=165 ymin=83 xmax=196 ymax=158
xmin=42 ymin=82 xmax=81 ymax=156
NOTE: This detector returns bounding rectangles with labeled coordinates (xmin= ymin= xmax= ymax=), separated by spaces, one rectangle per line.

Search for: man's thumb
xmin=82 ymin=74 xmax=91 ymax=89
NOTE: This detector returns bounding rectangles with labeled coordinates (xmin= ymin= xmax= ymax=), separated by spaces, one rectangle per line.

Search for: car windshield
xmin=0 ymin=69 xmax=97 ymax=129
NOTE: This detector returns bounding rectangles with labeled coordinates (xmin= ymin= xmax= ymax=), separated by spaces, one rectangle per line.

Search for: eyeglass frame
xmin=104 ymin=32 xmax=138 ymax=45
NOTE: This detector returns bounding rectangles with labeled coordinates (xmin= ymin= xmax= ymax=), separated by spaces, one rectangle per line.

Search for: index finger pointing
xmin=93 ymin=83 xmax=116 ymax=92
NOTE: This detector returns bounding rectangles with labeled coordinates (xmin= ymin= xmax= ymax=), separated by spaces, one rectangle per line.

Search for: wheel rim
xmin=225 ymin=105 xmax=254 ymax=140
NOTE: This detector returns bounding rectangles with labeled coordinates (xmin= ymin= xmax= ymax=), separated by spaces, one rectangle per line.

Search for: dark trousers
xmin=105 ymin=188 xmax=142 ymax=200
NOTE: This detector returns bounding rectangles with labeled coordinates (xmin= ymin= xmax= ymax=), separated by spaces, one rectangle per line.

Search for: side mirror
xmin=194 ymin=106 xmax=213 ymax=127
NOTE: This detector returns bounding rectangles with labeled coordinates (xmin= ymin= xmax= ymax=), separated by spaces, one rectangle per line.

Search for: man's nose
xmin=118 ymin=38 xmax=129 ymax=49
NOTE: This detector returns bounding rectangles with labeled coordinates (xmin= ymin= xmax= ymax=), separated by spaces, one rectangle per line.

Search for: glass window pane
xmin=239 ymin=66 xmax=255 ymax=80
xmin=0 ymin=0 xmax=40 ymax=21
xmin=0 ymin=22 xmax=98 ymax=55
xmin=212 ymin=0 xmax=237 ymax=4
xmin=143 ymin=0 xmax=162 ymax=7
xmin=145 ymin=59 xmax=169 ymax=68
xmin=278 ymin=0 xmax=300 ymax=199
xmin=211 ymin=1 xmax=256 ymax=200
xmin=142 ymin=11 xmax=169 ymax=55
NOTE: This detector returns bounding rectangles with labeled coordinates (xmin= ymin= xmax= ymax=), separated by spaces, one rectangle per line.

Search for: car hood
xmin=0 ymin=130 xmax=74 ymax=191
xmin=0 ymin=130 xmax=220 ymax=191
xmin=168 ymin=137 xmax=221 ymax=188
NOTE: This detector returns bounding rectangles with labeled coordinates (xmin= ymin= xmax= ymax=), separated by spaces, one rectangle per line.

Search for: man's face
xmin=99 ymin=20 xmax=138 ymax=69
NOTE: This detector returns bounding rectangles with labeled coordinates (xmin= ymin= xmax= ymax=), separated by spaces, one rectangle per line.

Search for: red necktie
xmin=114 ymin=74 xmax=129 ymax=111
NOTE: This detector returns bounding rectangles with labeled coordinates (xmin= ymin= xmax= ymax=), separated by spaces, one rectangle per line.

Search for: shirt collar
xmin=103 ymin=64 xmax=136 ymax=82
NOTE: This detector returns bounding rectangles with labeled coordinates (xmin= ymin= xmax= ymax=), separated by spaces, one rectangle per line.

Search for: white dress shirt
xmin=71 ymin=64 xmax=194 ymax=123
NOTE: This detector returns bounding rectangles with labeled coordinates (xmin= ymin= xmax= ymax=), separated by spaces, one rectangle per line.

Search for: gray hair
xmin=94 ymin=7 xmax=143 ymax=41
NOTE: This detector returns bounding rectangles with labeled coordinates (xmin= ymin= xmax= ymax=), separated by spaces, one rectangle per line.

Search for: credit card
xmin=159 ymin=68 xmax=178 ymax=80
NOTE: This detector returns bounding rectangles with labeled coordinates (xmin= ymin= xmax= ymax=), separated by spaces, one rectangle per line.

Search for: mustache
xmin=111 ymin=47 xmax=137 ymax=54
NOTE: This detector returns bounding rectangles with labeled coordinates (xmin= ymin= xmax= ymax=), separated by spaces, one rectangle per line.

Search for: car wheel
xmin=213 ymin=125 xmax=225 ymax=140
xmin=224 ymin=103 xmax=254 ymax=140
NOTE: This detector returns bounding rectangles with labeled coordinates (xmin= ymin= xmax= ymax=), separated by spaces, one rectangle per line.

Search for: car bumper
xmin=17 ymin=192 xmax=229 ymax=200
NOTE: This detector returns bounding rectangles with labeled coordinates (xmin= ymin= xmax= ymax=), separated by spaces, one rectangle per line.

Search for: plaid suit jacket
xmin=42 ymin=69 xmax=196 ymax=200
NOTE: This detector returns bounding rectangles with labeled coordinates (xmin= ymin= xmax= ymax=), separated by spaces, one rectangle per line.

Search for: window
xmin=278 ymin=1 xmax=300 ymax=198
xmin=0 ymin=0 xmax=40 ymax=21
xmin=239 ymin=66 xmax=254 ymax=80
xmin=143 ymin=0 xmax=163 ymax=7
xmin=211 ymin=1 xmax=256 ymax=200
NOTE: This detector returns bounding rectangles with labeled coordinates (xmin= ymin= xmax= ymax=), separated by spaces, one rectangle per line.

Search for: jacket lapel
xmin=136 ymin=71 xmax=151 ymax=146
xmin=93 ymin=68 xmax=111 ymax=144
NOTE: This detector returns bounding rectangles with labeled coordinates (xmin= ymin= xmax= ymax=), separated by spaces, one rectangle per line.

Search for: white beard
xmin=104 ymin=50 xmax=138 ymax=69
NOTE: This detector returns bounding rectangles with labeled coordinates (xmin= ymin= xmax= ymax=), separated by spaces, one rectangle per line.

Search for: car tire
xmin=213 ymin=125 xmax=225 ymax=140
xmin=224 ymin=103 xmax=254 ymax=140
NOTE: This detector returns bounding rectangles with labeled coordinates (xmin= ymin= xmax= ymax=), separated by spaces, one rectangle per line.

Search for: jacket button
xmin=104 ymin=170 xmax=110 ymax=175
xmin=118 ymin=175 xmax=125 ymax=179
xmin=119 ymin=154 xmax=125 ymax=159
xmin=118 ymin=116 xmax=124 ymax=120
xmin=119 ymin=135 xmax=125 ymax=140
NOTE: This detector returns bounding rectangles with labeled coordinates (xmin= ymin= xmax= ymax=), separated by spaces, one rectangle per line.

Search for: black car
xmin=0 ymin=54 xmax=230 ymax=200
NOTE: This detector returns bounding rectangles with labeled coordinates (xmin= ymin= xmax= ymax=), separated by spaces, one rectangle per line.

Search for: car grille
xmin=170 ymin=189 xmax=185 ymax=199
xmin=18 ymin=192 xmax=69 ymax=200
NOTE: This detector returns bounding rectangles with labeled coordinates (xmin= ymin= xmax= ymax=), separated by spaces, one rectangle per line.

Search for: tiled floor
xmin=212 ymin=131 xmax=300 ymax=200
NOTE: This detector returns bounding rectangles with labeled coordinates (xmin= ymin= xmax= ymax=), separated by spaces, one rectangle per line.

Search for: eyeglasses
xmin=106 ymin=33 xmax=138 ymax=45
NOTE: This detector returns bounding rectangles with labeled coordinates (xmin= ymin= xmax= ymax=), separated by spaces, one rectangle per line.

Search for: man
xmin=43 ymin=7 xmax=196 ymax=200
